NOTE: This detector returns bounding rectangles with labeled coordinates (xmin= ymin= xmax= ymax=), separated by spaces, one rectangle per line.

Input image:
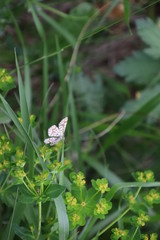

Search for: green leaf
xmin=13 ymin=224 xmax=34 ymax=240
xmin=54 ymin=196 xmax=69 ymax=240
xmin=136 ymin=18 xmax=160 ymax=59
xmin=85 ymin=188 xmax=101 ymax=215
xmin=44 ymin=184 xmax=65 ymax=199
xmin=19 ymin=186 xmax=37 ymax=204
xmin=114 ymin=51 xmax=160 ymax=84
xmin=71 ymin=73 xmax=105 ymax=113
xmin=0 ymin=104 xmax=10 ymax=124
xmin=71 ymin=183 xmax=87 ymax=202
xmin=71 ymin=2 xmax=95 ymax=16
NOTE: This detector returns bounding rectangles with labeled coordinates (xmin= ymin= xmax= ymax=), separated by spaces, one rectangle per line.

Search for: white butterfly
xmin=44 ymin=117 xmax=68 ymax=146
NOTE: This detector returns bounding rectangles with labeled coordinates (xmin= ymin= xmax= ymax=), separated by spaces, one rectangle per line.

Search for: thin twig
xmin=96 ymin=110 xmax=126 ymax=138
xmin=64 ymin=10 xmax=99 ymax=82
xmin=79 ymin=113 xmax=119 ymax=134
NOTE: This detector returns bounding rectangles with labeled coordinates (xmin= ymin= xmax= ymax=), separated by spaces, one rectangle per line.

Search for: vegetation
xmin=0 ymin=1 xmax=160 ymax=239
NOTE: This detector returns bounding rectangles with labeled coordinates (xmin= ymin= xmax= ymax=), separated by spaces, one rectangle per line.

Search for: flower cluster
xmin=0 ymin=68 xmax=15 ymax=92
xmin=91 ymin=178 xmax=110 ymax=194
xmin=133 ymin=170 xmax=155 ymax=182
xmin=125 ymin=191 xmax=136 ymax=207
xmin=11 ymin=146 xmax=26 ymax=183
xmin=0 ymin=134 xmax=14 ymax=172
xmin=111 ymin=228 xmax=129 ymax=240
xmin=132 ymin=211 xmax=149 ymax=227
xmin=70 ymin=171 xmax=86 ymax=187
xmin=34 ymin=170 xmax=49 ymax=185
xmin=141 ymin=233 xmax=158 ymax=240
xmin=0 ymin=134 xmax=27 ymax=186
xmin=144 ymin=189 xmax=160 ymax=207
xmin=65 ymin=192 xmax=77 ymax=209
xmin=94 ymin=198 xmax=112 ymax=219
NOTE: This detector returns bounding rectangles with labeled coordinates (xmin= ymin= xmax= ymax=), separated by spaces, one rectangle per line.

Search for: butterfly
xmin=44 ymin=117 xmax=68 ymax=146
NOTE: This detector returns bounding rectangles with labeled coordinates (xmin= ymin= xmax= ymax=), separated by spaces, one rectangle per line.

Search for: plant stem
xmin=36 ymin=202 xmax=42 ymax=240
xmin=134 ymin=186 xmax=142 ymax=199
xmin=23 ymin=179 xmax=36 ymax=195
xmin=130 ymin=187 xmax=141 ymax=240
xmin=131 ymin=226 xmax=139 ymax=240
xmin=94 ymin=207 xmax=130 ymax=239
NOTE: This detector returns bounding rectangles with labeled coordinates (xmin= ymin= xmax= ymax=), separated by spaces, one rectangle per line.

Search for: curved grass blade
xmin=10 ymin=10 xmax=31 ymax=111
xmin=15 ymin=51 xmax=35 ymax=178
xmin=0 ymin=94 xmax=44 ymax=169
xmin=15 ymin=50 xmax=30 ymax=131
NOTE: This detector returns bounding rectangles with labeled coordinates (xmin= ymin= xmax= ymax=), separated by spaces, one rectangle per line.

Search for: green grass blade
xmin=10 ymin=10 xmax=31 ymax=111
xmin=1 ymin=190 xmax=25 ymax=240
xmin=15 ymin=50 xmax=30 ymax=131
xmin=106 ymin=181 xmax=160 ymax=201
xmin=42 ymin=41 xmax=48 ymax=131
xmin=123 ymin=0 xmax=131 ymax=33
xmin=38 ymin=10 xmax=75 ymax=46
xmin=38 ymin=2 xmax=88 ymax=21
xmin=56 ymin=36 xmax=67 ymax=115
xmin=85 ymin=156 xmax=123 ymax=185
xmin=0 ymin=94 xmax=44 ymax=169
xmin=0 ymin=104 xmax=10 ymax=124
xmin=15 ymin=51 xmax=35 ymax=178
xmin=68 ymin=80 xmax=82 ymax=169
xmin=29 ymin=3 xmax=48 ymax=132
xmin=7 ymin=188 xmax=19 ymax=240
xmin=54 ymin=195 xmax=69 ymax=239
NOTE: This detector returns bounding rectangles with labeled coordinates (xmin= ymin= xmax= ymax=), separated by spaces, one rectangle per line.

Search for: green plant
xmin=114 ymin=18 xmax=160 ymax=121
xmin=1 ymin=1 xmax=160 ymax=239
xmin=0 ymin=71 xmax=159 ymax=239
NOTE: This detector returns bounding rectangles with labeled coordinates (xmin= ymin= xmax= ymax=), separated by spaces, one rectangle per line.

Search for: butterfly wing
xmin=44 ymin=137 xmax=61 ymax=146
xmin=58 ymin=117 xmax=68 ymax=135
xmin=48 ymin=125 xmax=61 ymax=137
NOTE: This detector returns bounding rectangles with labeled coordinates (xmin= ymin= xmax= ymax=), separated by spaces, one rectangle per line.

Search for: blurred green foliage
xmin=0 ymin=0 xmax=160 ymax=239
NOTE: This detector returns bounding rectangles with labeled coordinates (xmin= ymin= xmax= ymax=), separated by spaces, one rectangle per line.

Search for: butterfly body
xmin=44 ymin=117 xmax=68 ymax=146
